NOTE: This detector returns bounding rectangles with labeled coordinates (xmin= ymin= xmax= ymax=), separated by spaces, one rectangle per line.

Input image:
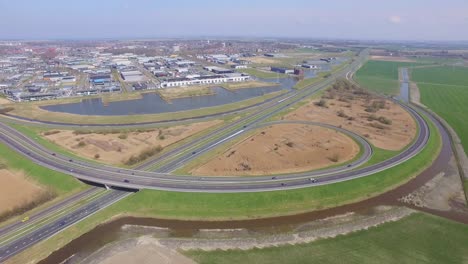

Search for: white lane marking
xmin=278 ymin=94 xmax=295 ymax=103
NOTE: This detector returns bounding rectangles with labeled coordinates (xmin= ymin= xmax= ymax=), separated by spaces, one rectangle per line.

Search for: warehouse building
xmin=160 ymin=74 xmax=249 ymax=88
xmin=271 ymin=67 xmax=294 ymax=74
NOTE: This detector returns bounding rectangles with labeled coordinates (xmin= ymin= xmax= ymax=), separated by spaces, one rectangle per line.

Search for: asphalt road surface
xmin=0 ymin=190 xmax=131 ymax=262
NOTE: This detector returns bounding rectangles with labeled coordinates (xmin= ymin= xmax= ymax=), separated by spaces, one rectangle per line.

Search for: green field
xmin=412 ymin=66 xmax=468 ymax=87
xmin=185 ymin=213 xmax=468 ymax=264
xmin=0 ymin=143 xmax=83 ymax=194
xmin=411 ymin=66 xmax=468 ymax=153
xmin=354 ymin=60 xmax=425 ymax=95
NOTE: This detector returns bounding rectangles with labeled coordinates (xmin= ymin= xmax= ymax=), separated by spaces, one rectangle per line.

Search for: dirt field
xmin=158 ymin=86 xmax=214 ymax=100
xmin=370 ymin=56 xmax=416 ymax=62
xmin=285 ymin=82 xmax=417 ymax=151
xmin=191 ymin=124 xmax=360 ymax=176
xmin=0 ymin=169 xmax=45 ymax=215
xmin=43 ymin=120 xmax=222 ymax=166
xmin=0 ymin=97 xmax=11 ymax=104
xmin=85 ymin=237 xmax=195 ymax=264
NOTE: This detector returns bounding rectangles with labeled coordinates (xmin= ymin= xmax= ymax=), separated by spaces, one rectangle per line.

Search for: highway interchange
xmin=0 ymin=49 xmax=440 ymax=261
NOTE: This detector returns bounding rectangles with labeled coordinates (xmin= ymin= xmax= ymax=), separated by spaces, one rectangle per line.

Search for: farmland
xmin=411 ymin=66 xmax=468 ymax=153
xmin=354 ymin=60 xmax=426 ymax=95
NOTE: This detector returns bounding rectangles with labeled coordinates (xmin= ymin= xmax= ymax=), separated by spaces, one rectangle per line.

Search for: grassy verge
xmin=222 ymin=80 xmax=279 ymax=90
xmin=238 ymin=68 xmax=288 ymax=79
xmin=9 ymin=112 xmax=441 ymax=264
xmin=185 ymin=213 xmax=468 ymax=264
xmin=5 ymin=90 xmax=286 ymax=125
xmin=0 ymin=143 xmax=83 ymax=195
xmin=293 ymin=73 xmax=328 ymax=90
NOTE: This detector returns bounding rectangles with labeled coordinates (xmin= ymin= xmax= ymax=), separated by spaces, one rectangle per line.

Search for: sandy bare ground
xmin=286 ymin=98 xmax=416 ymax=151
xmin=0 ymin=169 xmax=45 ymax=214
xmin=191 ymin=124 xmax=359 ymax=176
xmin=44 ymin=120 xmax=222 ymax=166
xmin=0 ymin=97 xmax=11 ymax=104
xmin=85 ymin=236 xmax=195 ymax=264
xmin=400 ymin=156 xmax=467 ymax=212
xmin=370 ymin=56 xmax=416 ymax=62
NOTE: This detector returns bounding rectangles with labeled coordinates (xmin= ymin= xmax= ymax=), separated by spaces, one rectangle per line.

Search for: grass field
xmin=185 ymin=213 xmax=468 ymax=264
xmin=411 ymin=66 xmax=468 ymax=153
xmin=354 ymin=60 xmax=426 ymax=95
xmin=0 ymin=143 xmax=84 ymax=195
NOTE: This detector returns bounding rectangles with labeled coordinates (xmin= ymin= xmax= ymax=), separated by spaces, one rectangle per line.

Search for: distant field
xmin=185 ymin=213 xmax=468 ymax=264
xmin=412 ymin=66 xmax=468 ymax=153
xmin=355 ymin=60 xmax=426 ymax=95
xmin=412 ymin=66 xmax=468 ymax=86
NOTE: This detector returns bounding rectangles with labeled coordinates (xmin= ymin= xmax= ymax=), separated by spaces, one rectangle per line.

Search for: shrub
xmin=337 ymin=110 xmax=348 ymax=118
xmin=77 ymin=141 xmax=86 ymax=147
xmin=125 ymin=145 xmax=163 ymax=165
xmin=94 ymin=153 xmax=100 ymax=159
xmin=0 ymin=107 xmax=14 ymax=114
xmin=314 ymin=99 xmax=327 ymax=108
xmin=118 ymin=134 xmax=128 ymax=140
xmin=328 ymin=153 xmax=340 ymax=162
xmin=43 ymin=130 xmax=61 ymax=136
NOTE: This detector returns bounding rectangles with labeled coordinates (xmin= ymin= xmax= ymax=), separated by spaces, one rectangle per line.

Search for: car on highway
xmin=21 ymin=216 xmax=29 ymax=222
xmin=309 ymin=178 xmax=317 ymax=183
xmin=123 ymin=179 xmax=130 ymax=183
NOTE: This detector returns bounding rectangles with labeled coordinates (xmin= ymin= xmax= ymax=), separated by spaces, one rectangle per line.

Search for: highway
xmin=0 ymin=190 xmax=131 ymax=262
xmin=0 ymin=99 xmax=429 ymax=192
xmin=0 ymin=49 xmax=434 ymax=261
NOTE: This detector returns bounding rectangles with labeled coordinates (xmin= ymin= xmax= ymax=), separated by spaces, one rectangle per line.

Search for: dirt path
xmin=191 ymin=124 xmax=360 ymax=176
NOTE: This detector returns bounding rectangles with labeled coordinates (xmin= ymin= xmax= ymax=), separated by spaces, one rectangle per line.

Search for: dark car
xmin=309 ymin=178 xmax=317 ymax=183
xmin=51 ymin=153 xmax=56 ymax=156
xmin=123 ymin=179 xmax=130 ymax=183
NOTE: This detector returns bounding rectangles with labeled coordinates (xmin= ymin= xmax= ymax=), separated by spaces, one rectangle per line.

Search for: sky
xmin=1 ymin=0 xmax=468 ymax=41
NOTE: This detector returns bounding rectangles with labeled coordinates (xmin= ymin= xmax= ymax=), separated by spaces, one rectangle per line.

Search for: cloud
xmin=389 ymin=15 xmax=403 ymax=24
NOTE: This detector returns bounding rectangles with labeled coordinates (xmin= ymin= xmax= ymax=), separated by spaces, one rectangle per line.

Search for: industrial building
xmin=120 ymin=70 xmax=147 ymax=82
xmin=90 ymin=74 xmax=112 ymax=85
xmin=271 ymin=67 xmax=294 ymax=74
xmin=160 ymin=73 xmax=249 ymax=88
